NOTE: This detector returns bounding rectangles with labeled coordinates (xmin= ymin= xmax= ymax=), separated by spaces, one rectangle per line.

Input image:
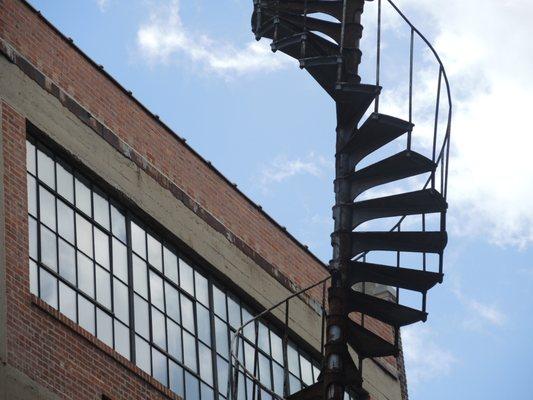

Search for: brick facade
xmin=0 ymin=1 xmax=407 ymax=399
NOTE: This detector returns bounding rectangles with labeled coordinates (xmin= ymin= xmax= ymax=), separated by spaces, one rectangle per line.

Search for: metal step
xmin=349 ymin=150 xmax=435 ymax=200
xmin=334 ymin=83 xmax=381 ymax=128
xmin=300 ymin=55 xmax=342 ymax=94
xmin=257 ymin=0 xmax=363 ymax=22
xmin=271 ymin=32 xmax=308 ymax=52
xmin=346 ymin=318 xmax=398 ymax=358
xmin=347 ymin=261 xmax=443 ymax=292
xmin=341 ymin=112 xmax=414 ymax=166
xmin=351 ymin=231 xmax=448 ymax=255
xmin=346 ymin=290 xmax=428 ymax=326
xmin=351 ymin=189 xmax=447 ymax=228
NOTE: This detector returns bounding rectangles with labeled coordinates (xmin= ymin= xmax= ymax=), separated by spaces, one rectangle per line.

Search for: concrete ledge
xmin=0 ymin=362 xmax=59 ymax=400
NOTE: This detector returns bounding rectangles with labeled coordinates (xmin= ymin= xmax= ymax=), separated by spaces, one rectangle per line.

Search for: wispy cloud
xmin=136 ymin=0 xmax=292 ymax=76
xmin=257 ymin=152 xmax=331 ymax=191
xmin=402 ymin=326 xmax=457 ymax=386
xmin=96 ymin=0 xmax=109 ymax=12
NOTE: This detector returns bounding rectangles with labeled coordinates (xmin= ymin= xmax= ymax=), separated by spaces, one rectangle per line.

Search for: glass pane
xmin=110 ymin=205 xmax=126 ymax=242
xmin=27 ymin=174 xmax=37 ymax=217
xmin=183 ymin=331 xmax=197 ymax=372
xmin=312 ymin=365 xmax=320 ymax=383
xmin=75 ymin=177 xmax=91 ymax=216
xmin=134 ymin=294 xmax=149 ymax=339
xmin=163 ymin=246 xmax=178 ymax=284
xmin=76 ymin=214 xmax=93 ymax=257
xmin=169 ymin=360 xmax=184 ymax=397
xmin=135 ymin=335 xmax=151 ymax=374
xmin=228 ymin=296 xmax=241 ymax=329
xmin=93 ymin=190 xmax=109 ymax=230
xmin=259 ymin=353 xmax=271 ymax=388
xmin=199 ymin=342 xmax=213 ymax=385
xmin=39 ymin=186 xmax=56 ymax=230
xmin=181 ymin=295 xmax=195 ymax=333
xmin=152 ymin=307 xmax=166 ymax=350
xmin=153 ymin=347 xmax=168 ymax=386
xmin=94 ymin=227 xmax=110 ymax=269
xmin=28 ymin=217 xmax=38 ymax=260
xmin=56 ymin=163 xmax=74 ymax=203
xmin=288 ymin=344 xmax=299 ymax=376
xmin=96 ymin=265 xmax=111 ymax=309
xmin=26 ymin=140 xmax=36 ymax=174
xmin=165 ymin=282 xmax=180 ymax=323
xmin=195 ymin=272 xmax=209 ymax=306
xmin=270 ymin=331 xmax=283 ymax=364
xmin=244 ymin=342 xmax=255 ymax=371
xmin=237 ymin=373 xmax=246 ymax=400
xmin=289 ymin=374 xmax=301 ymax=395
xmin=185 ymin=372 xmax=200 ymax=400
xmin=273 ymin=362 xmax=284 ymax=396
xmin=147 ymin=234 xmax=162 ymax=271
xmin=213 ymin=286 xmax=226 ymax=320
xmin=29 ymin=259 xmax=38 ymax=295
xmin=179 ymin=259 xmax=194 ymax=296
xmin=167 ymin=318 xmax=182 ymax=361
xmin=258 ymin=322 xmax=270 ymax=354
xmin=78 ymin=295 xmax=95 ymax=335
xmin=201 ymin=383 xmax=214 ymax=400
xmin=59 ymin=281 xmax=76 ymax=322
xmin=40 ymin=268 xmax=58 ymax=309
xmin=37 ymin=148 xmax=55 ymax=189
xmin=300 ymin=355 xmax=313 ymax=386
xmin=149 ymin=271 xmax=164 ymax=311
xmin=131 ymin=221 xmax=146 ymax=259
xmin=57 ymin=200 xmax=74 ymax=243
xmin=217 ymin=356 xmax=229 ymax=397
xmin=112 ymin=238 xmax=128 ymax=282
xmin=215 ymin=318 xmax=228 ymax=358
xmin=132 ymin=255 xmax=148 ymax=298
xmin=113 ymin=278 xmax=129 ymax=324
xmin=114 ymin=319 xmax=130 ymax=359
xmin=97 ymin=308 xmax=113 ymax=347
xmin=40 ymin=225 xmax=57 ymax=271
xmin=196 ymin=304 xmax=211 ymax=345
xmin=77 ymin=252 xmax=94 ymax=297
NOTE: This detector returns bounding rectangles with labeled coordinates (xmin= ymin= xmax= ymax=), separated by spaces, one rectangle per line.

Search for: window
xmin=26 ymin=137 xmax=320 ymax=399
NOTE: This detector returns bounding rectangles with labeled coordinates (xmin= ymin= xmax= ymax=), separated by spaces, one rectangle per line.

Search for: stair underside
xmin=346 ymin=290 xmax=427 ymax=326
xmin=346 ymin=318 xmax=398 ymax=358
xmin=257 ymin=0 xmax=363 ymax=22
xmin=347 ymin=260 xmax=443 ymax=292
xmin=351 ymin=231 xmax=448 ymax=255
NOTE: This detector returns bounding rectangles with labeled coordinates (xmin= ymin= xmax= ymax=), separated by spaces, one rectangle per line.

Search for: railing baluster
xmin=252 ymin=320 xmax=260 ymax=400
xmin=301 ymin=0 xmax=308 ymax=59
xmin=407 ymin=27 xmax=414 ymax=150
xmin=432 ymin=67 xmax=443 ymax=188
xmin=396 ymin=225 xmax=401 ymax=304
xmin=374 ymin=0 xmax=382 ymax=113
xmin=320 ymin=282 xmax=326 ymax=357
xmin=283 ymin=300 xmax=290 ymax=398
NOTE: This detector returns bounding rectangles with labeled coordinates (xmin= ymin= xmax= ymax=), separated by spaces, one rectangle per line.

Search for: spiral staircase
xmin=229 ymin=1 xmax=452 ymax=400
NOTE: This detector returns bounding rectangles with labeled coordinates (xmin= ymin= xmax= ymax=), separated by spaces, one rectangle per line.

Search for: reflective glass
xmin=26 ymin=141 xmax=36 ymax=174
xmin=57 ymin=200 xmax=74 ymax=243
xmin=152 ymin=307 xmax=166 ymax=350
xmin=94 ymin=227 xmax=110 ymax=269
xmin=37 ymin=149 xmax=55 ymax=189
xmin=131 ymin=221 xmax=146 ymax=259
xmin=29 ymin=259 xmax=38 ymax=295
xmin=56 ymin=163 xmax=74 ymax=203
xmin=147 ymin=233 xmax=162 ymax=271
xmin=150 ymin=271 xmax=164 ymax=311
xmin=40 ymin=268 xmax=58 ymax=309
xmin=112 ymin=238 xmax=128 ymax=282
xmin=77 ymin=252 xmax=94 ymax=297
xmin=258 ymin=322 xmax=270 ymax=354
xmin=259 ymin=353 xmax=272 ymax=388
xmin=79 ymin=295 xmax=95 ymax=335
xmin=75 ymin=177 xmax=91 ymax=216
xmin=217 ymin=356 xmax=229 ymax=397
xmin=114 ymin=319 xmax=130 ymax=359
xmin=134 ymin=294 xmax=149 ymax=339
xmin=39 ymin=186 xmax=56 ymax=230
xmin=135 ymin=335 xmax=151 ymax=374
xmin=199 ymin=342 xmax=213 ymax=385
xmin=93 ymin=191 xmax=109 ymax=230
xmin=59 ymin=281 xmax=77 ymax=322
xmin=270 ymin=331 xmax=283 ymax=364
xmin=27 ymin=175 xmax=37 ymax=217
xmin=40 ymin=225 xmax=57 ymax=271
xmin=110 ymin=205 xmax=126 ymax=243
xmin=289 ymin=374 xmax=301 ymax=394
xmin=28 ymin=217 xmax=38 ymax=260
xmin=300 ymin=355 xmax=313 ymax=386
xmin=215 ymin=318 xmax=228 ymax=358
xmin=165 ymin=282 xmax=180 ymax=323
xmin=185 ymin=372 xmax=200 ymax=400
xmin=76 ymin=214 xmax=93 ymax=257
xmin=194 ymin=272 xmax=209 ymax=306
xmin=201 ymin=384 xmax=214 ymax=400
xmin=273 ymin=362 xmax=284 ymax=395
xmin=113 ymin=278 xmax=129 ymax=324
xmin=179 ymin=259 xmax=194 ymax=296
xmin=196 ymin=304 xmax=211 ymax=345
xmin=181 ymin=295 xmax=195 ymax=333
xmin=163 ymin=246 xmax=178 ymax=284
xmin=153 ymin=347 xmax=168 ymax=386
xmin=183 ymin=331 xmax=197 ymax=371
xmin=288 ymin=344 xmax=300 ymax=376
xmin=132 ymin=255 xmax=148 ymax=298
xmin=167 ymin=318 xmax=182 ymax=361
xmin=169 ymin=360 xmax=184 ymax=397
xmin=213 ymin=286 xmax=226 ymax=320
xmin=96 ymin=265 xmax=111 ymax=309
xmin=227 ymin=295 xmax=241 ymax=329
xmin=97 ymin=308 xmax=113 ymax=347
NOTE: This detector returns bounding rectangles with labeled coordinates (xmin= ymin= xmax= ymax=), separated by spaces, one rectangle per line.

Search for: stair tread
xmin=348 ymin=260 xmax=443 ymax=292
xmin=342 ymin=112 xmax=414 ymax=165
xmin=351 ymin=188 xmax=447 ymax=228
xmin=346 ymin=290 xmax=427 ymax=326
xmin=346 ymin=318 xmax=398 ymax=358
xmin=334 ymin=83 xmax=381 ymax=128
xmin=258 ymin=1 xmax=353 ymax=22
xmin=350 ymin=150 xmax=435 ymax=200
xmin=351 ymin=231 xmax=448 ymax=255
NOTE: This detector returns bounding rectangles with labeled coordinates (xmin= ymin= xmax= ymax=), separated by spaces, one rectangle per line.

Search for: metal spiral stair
xmin=229 ymin=1 xmax=452 ymax=400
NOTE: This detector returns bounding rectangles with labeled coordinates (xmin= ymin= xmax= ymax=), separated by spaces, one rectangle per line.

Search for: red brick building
xmin=0 ymin=1 xmax=407 ymax=399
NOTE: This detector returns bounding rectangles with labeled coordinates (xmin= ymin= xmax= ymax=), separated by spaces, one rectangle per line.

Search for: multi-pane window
xmin=26 ymin=137 xmax=320 ymax=400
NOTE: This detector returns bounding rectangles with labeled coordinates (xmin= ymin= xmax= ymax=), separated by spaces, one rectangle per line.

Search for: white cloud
xmin=136 ymin=0 xmax=292 ymax=76
xmin=402 ymin=326 xmax=457 ymax=386
xmin=96 ymin=0 xmax=109 ymax=12
xmin=258 ymin=152 xmax=331 ymax=190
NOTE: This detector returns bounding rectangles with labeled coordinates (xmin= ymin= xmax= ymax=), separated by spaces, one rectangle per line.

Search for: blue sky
xmin=27 ymin=0 xmax=533 ymax=399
